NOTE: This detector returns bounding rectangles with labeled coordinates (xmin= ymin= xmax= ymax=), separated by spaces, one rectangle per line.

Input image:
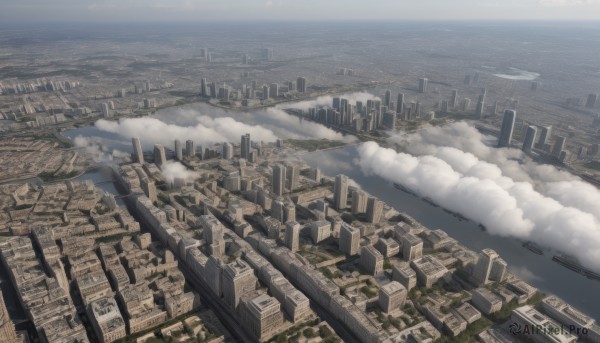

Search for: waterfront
xmin=63 ymin=100 xmax=600 ymax=321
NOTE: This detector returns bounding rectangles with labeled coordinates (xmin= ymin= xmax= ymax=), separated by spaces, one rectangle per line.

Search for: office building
xmin=285 ymin=221 xmax=301 ymax=252
xmin=418 ymin=78 xmax=428 ymax=93
xmin=522 ymin=126 xmax=537 ymax=154
xmin=552 ymin=136 xmax=567 ymax=158
xmin=241 ymin=133 xmax=251 ymax=159
xmin=402 ymin=233 xmax=423 ymax=261
xmin=476 ymin=100 xmax=485 ymax=118
xmin=585 ymin=93 xmax=598 ymax=109
xmin=223 ymin=259 xmax=257 ymax=309
xmin=132 ymin=138 xmax=144 ymax=164
xmin=537 ymin=126 xmax=552 ymax=149
xmin=360 ymin=245 xmax=384 ymax=275
xmin=392 ymin=263 xmax=417 ymax=291
xmin=200 ymin=78 xmax=207 ymax=97
xmin=396 ymin=93 xmax=405 ymax=114
xmin=186 ymin=140 xmax=195 ymax=158
xmin=222 ymin=142 xmax=233 ymax=159
xmin=351 ymin=190 xmax=367 ymax=214
xmin=378 ymin=281 xmax=407 ymax=313
xmin=263 ymin=48 xmax=273 ymax=61
xmin=100 ymin=102 xmax=111 ymax=118
xmin=269 ymin=83 xmax=279 ymax=98
xmin=310 ymin=221 xmax=331 ymax=244
xmin=262 ymin=85 xmax=269 ymax=100
xmin=472 ymin=248 xmax=508 ymax=285
xmin=450 ymin=89 xmax=458 ymax=108
xmin=498 ymin=110 xmax=516 ymax=148
xmin=339 ymin=223 xmax=360 ymax=256
xmin=297 ymin=77 xmax=307 ymax=93
xmin=366 ymin=197 xmax=383 ymax=223
xmin=384 ymin=90 xmax=391 ymax=107
xmin=174 ymin=140 xmax=183 ymax=161
xmin=334 ymin=174 xmax=349 ymax=211
xmin=153 ymin=144 xmax=166 ymax=167
xmin=240 ymin=294 xmax=283 ymax=341
xmin=286 ymin=164 xmax=299 ymax=192
xmin=410 ymin=255 xmax=448 ymax=288
xmin=272 ymin=164 xmax=286 ymax=196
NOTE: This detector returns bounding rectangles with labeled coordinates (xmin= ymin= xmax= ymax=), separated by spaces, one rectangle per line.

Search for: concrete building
xmin=540 ymin=296 xmax=595 ymax=335
xmin=511 ymin=305 xmax=577 ymax=343
xmin=378 ymin=281 xmax=407 ymax=313
xmin=419 ymin=78 xmax=428 ymax=93
xmin=153 ymin=144 xmax=167 ymax=167
xmin=223 ymin=259 xmax=257 ymax=309
xmin=240 ymin=294 xmax=284 ymax=341
xmin=552 ymin=136 xmax=567 ymax=158
xmin=284 ymin=221 xmax=301 ymax=252
xmin=471 ymin=288 xmax=502 ymax=314
xmin=402 ymin=233 xmax=423 ymax=261
xmin=498 ymin=110 xmax=516 ymax=148
xmin=392 ymin=263 xmax=417 ymax=291
xmin=286 ymin=164 xmax=299 ymax=192
xmin=334 ymin=174 xmax=349 ymax=211
xmin=410 ymin=255 xmax=448 ymax=288
xmin=585 ymin=93 xmax=598 ymax=109
xmin=222 ymin=142 xmax=233 ymax=160
xmin=132 ymin=138 xmax=144 ymax=164
xmin=339 ymin=223 xmax=360 ymax=256
xmin=310 ymin=221 xmax=331 ymax=244
xmin=366 ymin=197 xmax=383 ymax=223
xmin=174 ymin=140 xmax=183 ymax=161
xmin=272 ymin=164 xmax=286 ymax=196
xmin=473 ymin=248 xmax=506 ymax=285
xmin=241 ymin=133 xmax=251 ymax=160
xmin=186 ymin=140 xmax=195 ymax=158
xmin=360 ymin=245 xmax=384 ymax=275
xmin=522 ymin=126 xmax=537 ymax=154
xmin=351 ymin=190 xmax=367 ymax=214
xmin=537 ymin=126 xmax=552 ymax=149
xmin=88 ymin=297 xmax=127 ymax=343
xmin=297 ymin=77 xmax=307 ymax=93
xmin=396 ymin=93 xmax=405 ymax=114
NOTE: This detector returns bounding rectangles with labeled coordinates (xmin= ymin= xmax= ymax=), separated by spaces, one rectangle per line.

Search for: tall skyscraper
xmin=174 ymin=140 xmax=183 ymax=161
xmin=351 ymin=190 xmax=367 ymax=214
xmin=498 ymin=110 xmax=516 ymax=148
xmin=334 ymin=174 xmax=349 ymax=211
xmin=222 ymin=142 xmax=233 ymax=159
xmin=200 ymin=78 xmax=207 ymax=97
xmin=296 ymin=77 xmax=307 ymax=93
xmin=537 ymin=126 xmax=552 ymax=149
xmin=153 ymin=144 xmax=166 ymax=167
xmin=272 ymin=164 xmax=286 ymax=196
xmin=450 ymin=89 xmax=458 ymax=108
xmin=384 ymin=90 xmax=391 ymax=107
xmin=269 ymin=83 xmax=279 ymax=98
xmin=223 ymin=259 xmax=257 ymax=309
xmin=473 ymin=248 xmax=503 ymax=285
xmin=476 ymin=100 xmax=485 ymax=118
xmin=522 ymin=126 xmax=537 ymax=154
xmin=132 ymin=137 xmax=144 ymax=164
xmin=241 ymin=133 xmax=251 ymax=159
xmin=286 ymin=164 xmax=299 ymax=192
xmin=186 ymin=140 xmax=195 ymax=158
xmin=366 ymin=197 xmax=383 ymax=224
xmin=262 ymin=85 xmax=270 ymax=100
xmin=552 ymin=136 xmax=567 ymax=157
xmin=263 ymin=48 xmax=273 ymax=61
xmin=418 ymin=78 xmax=428 ymax=93
xmin=396 ymin=93 xmax=404 ymax=114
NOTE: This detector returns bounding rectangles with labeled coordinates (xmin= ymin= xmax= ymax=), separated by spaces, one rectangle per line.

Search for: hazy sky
xmin=1 ymin=0 xmax=600 ymax=22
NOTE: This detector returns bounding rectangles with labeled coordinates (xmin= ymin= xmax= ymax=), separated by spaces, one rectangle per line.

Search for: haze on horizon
xmin=2 ymin=0 xmax=600 ymax=23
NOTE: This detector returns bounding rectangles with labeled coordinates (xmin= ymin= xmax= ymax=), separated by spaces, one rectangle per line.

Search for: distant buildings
xmin=418 ymin=78 xmax=428 ymax=93
xmin=174 ymin=140 xmax=183 ymax=161
xmin=153 ymin=144 xmax=167 ymax=167
xmin=241 ymin=133 xmax=251 ymax=159
xmin=537 ymin=126 xmax=552 ymax=149
xmin=296 ymin=77 xmax=307 ymax=93
xmin=498 ymin=110 xmax=516 ymax=148
xmin=132 ymin=138 xmax=144 ymax=164
xmin=522 ymin=126 xmax=537 ymax=154
xmin=552 ymin=136 xmax=567 ymax=158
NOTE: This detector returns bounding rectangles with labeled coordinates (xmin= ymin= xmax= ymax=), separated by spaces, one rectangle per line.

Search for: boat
xmin=552 ymin=255 xmax=584 ymax=274
xmin=393 ymin=183 xmax=417 ymax=196
xmin=584 ymin=270 xmax=600 ymax=281
xmin=522 ymin=241 xmax=544 ymax=255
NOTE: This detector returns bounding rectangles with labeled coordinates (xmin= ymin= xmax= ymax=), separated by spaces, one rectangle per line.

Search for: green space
xmin=286 ymin=139 xmax=346 ymax=152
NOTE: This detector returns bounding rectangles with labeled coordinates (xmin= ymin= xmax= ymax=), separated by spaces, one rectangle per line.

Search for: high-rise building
xmin=269 ymin=83 xmax=279 ymax=98
xmin=132 ymin=138 xmax=144 ymax=164
xmin=223 ymin=259 xmax=257 ymax=309
xmin=296 ymin=77 xmax=307 ymax=93
xmin=100 ymin=102 xmax=111 ymax=118
xmin=222 ymin=142 xmax=233 ymax=159
xmin=272 ymin=164 xmax=286 ymax=196
xmin=378 ymin=281 xmax=407 ymax=314
xmin=285 ymin=221 xmax=301 ymax=252
xmin=476 ymin=100 xmax=485 ymax=118
xmin=186 ymin=140 xmax=195 ymax=158
xmin=522 ymin=126 xmax=537 ymax=154
xmin=552 ymin=136 xmax=567 ymax=158
xmin=498 ymin=110 xmax=516 ymax=148
xmin=360 ymin=245 xmax=384 ymax=275
xmin=418 ymin=78 xmax=428 ymax=93
xmin=262 ymin=85 xmax=269 ymax=100
xmin=200 ymin=78 xmax=207 ymax=97
xmin=402 ymin=233 xmax=423 ymax=261
xmin=473 ymin=248 xmax=500 ymax=285
xmin=351 ymin=190 xmax=367 ymax=214
xmin=240 ymin=294 xmax=283 ymax=341
xmin=396 ymin=93 xmax=404 ymax=114
xmin=450 ymin=89 xmax=458 ymax=108
xmin=174 ymin=140 xmax=183 ymax=161
xmin=366 ymin=197 xmax=383 ymax=224
xmin=241 ymin=133 xmax=251 ymax=159
xmin=461 ymin=98 xmax=471 ymax=112
xmin=263 ymin=48 xmax=273 ymax=61
xmin=339 ymin=223 xmax=360 ymax=256
xmin=153 ymin=144 xmax=166 ymax=167
xmin=384 ymin=90 xmax=391 ymax=107
xmin=286 ymin=164 xmax=299 ymax=192
xmin=537 ymin=126 xmax=552 ymax=149
xmin=585 ymin=93 xmax=598 ymax=109
xmin=334 ymin=174 xmax=349 ymax=211
xmin=0 ymin=290 xmax=19 ymax=343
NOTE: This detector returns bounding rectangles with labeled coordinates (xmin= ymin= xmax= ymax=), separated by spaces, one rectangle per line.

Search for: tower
xmin=174 ymin=140 xmax=183 ymax=161
xmin=153 ymin=144 xmax=166 ymax=167
xmin=418 ymin=78 xmax=428 ymax=93
xmin=522 ymin=126 xmax=537 ymax=154
xmin=537 ymin=126 xmax=552 ymax=149
xmin=285 ymin=221 xmax=301 ymax=252
xmin=396 ymin=93 xmax=404 ymax=114
xmin=473 ymin=248 xmax=500 ymax=285
xmin=334 ymin=174 xmax=349 ymax=211
xmin=132 ymin=137 xmax=144 ymax=164
xmin=241 ymin=133 xmax=251 ymax=159
xmin=186 ymin=139 xmax=195 ymax=158
xmin=272 ymin=164 xmax=286 ymax=196
xmin=498 ymin=110 xmax=516 ymax=148
xmin=296 ymin=77 xmax=307 ymax=93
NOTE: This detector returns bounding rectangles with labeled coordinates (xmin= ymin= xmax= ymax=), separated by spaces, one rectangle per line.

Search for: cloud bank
xmin=161 ymin=161 xmax=200 ymax=187
xmin=357 ymin=122 xmax=600 ymax=272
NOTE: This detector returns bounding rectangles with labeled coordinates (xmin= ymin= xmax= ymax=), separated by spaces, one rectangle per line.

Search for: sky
xmin=1 ymin=0 xmax=600 ymax=22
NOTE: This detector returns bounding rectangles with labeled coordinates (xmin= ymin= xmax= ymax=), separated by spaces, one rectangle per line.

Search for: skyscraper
xmin=334 ymin=174 xmax=349 ymax=211
xmin=200 ymin=78 xmax=207 ymax=97
xmin=418 ymin=78 xmax=428 ymax=93
xmin=186 ymin=140 xmax=195 ymax=158
xmin=272 ymin=164 xmax=286 ymax=196
xmin=222 ymin=142 xmax=233 ymax=160
xmin=269 ymin=83 xmax=279 ymax=98
xmin=552 ymin=136 xmax=567 ymax=157
xmin=351 ymin=190 xmax=367 ymax=214
xmin=473 ymin=248 xmax=500 ymax=285
xmin=396 ymin=93 xmax=404 ymax=114
xmin=286 ymin=164 xmax=299 ymax=192
xmin=296 ymin=77 xmax=307 ymax=93
xmin=450 ymin=89 xmax=458 ymax=108
xmin=153 ymin=144 xmax=166 ymax=167
xmin=366 ymin=197 xmax=383 ymax=224
xmin=241 ymin=133 xmax=251 ymax=159
xmin=476 ymin=100 xmax=485 ymax=118
xmin=285 ymin=221 xmax=301 ymax=252
xmin=498 ymin=110 xmax=516 ymax=148
xmin=262 ymin=85 xmax=270 ymax=100
xmin=384 ymin=90 xmax=391 ymax=107
xmin=585 ymin=93 xmax=598 ymax=109
xmin=223 ymin=259 xmax=257 ymax=309
xmin=174 ymin=140 xmax=183 ymax=161
xmin=522 ymin=126 xmax=537 ymax=154
xmin=339 ymin=223 xmax=360 ymax=256
xmin=132 ymin=137 xmax=144 ymax=164
xmin=537 ymin=126 xmax=552 ymax=149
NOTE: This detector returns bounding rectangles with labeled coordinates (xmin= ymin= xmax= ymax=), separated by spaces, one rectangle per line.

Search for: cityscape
xmin=1 ymin=2 xmax=600 ymax=343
